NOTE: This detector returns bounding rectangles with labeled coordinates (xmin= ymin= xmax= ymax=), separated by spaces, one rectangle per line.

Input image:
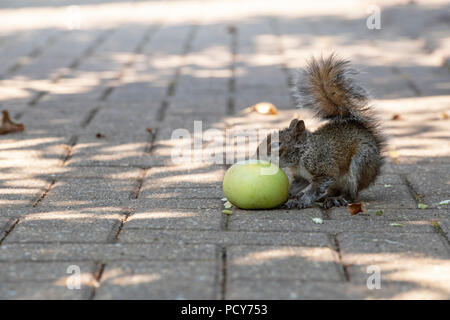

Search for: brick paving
xmin=0 ymin=0 xmax=449 ymax=299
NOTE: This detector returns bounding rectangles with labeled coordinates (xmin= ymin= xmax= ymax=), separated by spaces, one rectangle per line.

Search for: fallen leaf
xmin=221 ymin=197 xmax=228 ymax=202
xmin=224 ymin=201 xmax=233 ymax=209
xmin=222 ymin=209 xmax=233 ymax=215
xmin=438 ymin=199 xmax=450 ymax=205
xmin=95 ymin=133 xmax=105 ymax=138
xmin=392 ymin=114 xmax=401 ymax=120
xmin=375 ymin=210 xmax=383 ymax=216
xmin=389 ymin=223 xmax=403 ymax=227
xmin=348 ymin=202 xmax=364 ymax=215
xmin=146 ymin=127 xmax=153 ymax=133
xmin=418 ymin=203 xmax=428 ymax=210
xmin=384 ymin=184 xmax=392 ymax=188
xmin=240 ymin=102 xmax=278 ymax=115
xmin=442 ymin=112 xmax=448 ymax=120
xmin=312 ymin=217 xmax=323 ymax=224
xmin=0 ymin=110 xmax=25 ymax=135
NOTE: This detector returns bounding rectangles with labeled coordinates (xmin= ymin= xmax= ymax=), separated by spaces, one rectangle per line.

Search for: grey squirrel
xmin=257 ymin=54 xmax=385 ymax=209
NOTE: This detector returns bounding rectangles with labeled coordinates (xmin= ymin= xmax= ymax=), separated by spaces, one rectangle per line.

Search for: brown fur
xmin=258 ymin=55 xmax=386 ymax=209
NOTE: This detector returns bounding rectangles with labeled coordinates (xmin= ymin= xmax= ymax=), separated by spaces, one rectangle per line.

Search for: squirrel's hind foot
xmin=323 ymin=196 xmax=348 ymax=209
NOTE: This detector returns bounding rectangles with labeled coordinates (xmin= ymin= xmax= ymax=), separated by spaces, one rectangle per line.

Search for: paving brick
xmin=119 ymin=229 xmax=330 ymax=247
xmin=0 ymin=261 xmax=96 ymax=282
xmin=228 ymin=245 xmax=341 ymax=282
xmin=95 ymin=261 xmax=218 ymax=299
xmin=139 ymin=186 xmax=224 ymax=199
xmin=131 ymin=198 xmax=222 ymax=210
xmin=52 ymin=166 xmax=141 ymax=180
xmin=329 ymin=207 xmax=449 ymax=221
xmin=338 ymin=232 xmax=449 ymax=262
xmin=0 ymin=218 xmax=15 ymax=240
xmin=37 ymin=178 xmax=136 ymax=207
xmin=0 ymin=175 xmax=51 ymax=212
xmin=358 ymin=183 xmax=417 ymax=210
xmin=228 ymin=208 xmax=435 ymax=233
xmin=0 ymin=282 xmax=92 ymax=300
xmin=226 ymin=279 xmax=450 ymax=300
xmin=0 ymin=138 xmax=66 ymax=171
xmin=141 ymin=164 xmax=225 ymax=189
xmin=406 ymin=170 xmax=450 ymax=209
xmin=66 ymin=131 xmax=154 ymax=168
xmin=0 ymin=243 xmax=216 ymax=262
xmin=4 ymin=210 xmax=123 ymax=243
xmin=337 ymin=232 xmax=450 ymax=297
xmin=226 ymin=280 xmax=363 ymax=299
xmin=124 ymin=208 xmax=222 ymax=230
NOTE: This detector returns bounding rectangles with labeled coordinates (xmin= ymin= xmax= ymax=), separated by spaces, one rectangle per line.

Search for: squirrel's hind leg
xmin=323 ymin=196 xmax=348 ymax=209
xmin=321 ymin=173 xmax=357 ymax=209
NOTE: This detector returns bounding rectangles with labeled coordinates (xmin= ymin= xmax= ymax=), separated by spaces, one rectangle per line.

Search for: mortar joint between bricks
xmin=329 ymin=233 xmax=351 ymax=282
xmin=130 ymin=168 xmax=148 ymax=199
xmin=155 ymin=24 xmax=199 ymax=122
xmin=431 ymin=221 xmax=450 ymax=249
xmin=32 ymin=179 xmax=56 ymax=207
xmin=105 ymin=208 xmax=133 ymax=243
xmin=219 ymin=246 xmax=228 ymax=300
xmin=61 ymin=135 xmax=78 ymax=164
xmin=88 ymin=262 xmax=106 ymax=300
xmin=400 ymin=174 xmax=425 ymax=205
xmin=227 ymin=25 xmax=237 ymax=115
xmin=268 ymin=18 xmax=297 ymax=108
xmin=145 ymin=127 xmax=158 ymax=153
xmin=0 ymin=218 xmax=20 ymax=245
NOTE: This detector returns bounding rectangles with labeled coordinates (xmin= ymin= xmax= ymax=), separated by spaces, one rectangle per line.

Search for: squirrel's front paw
xmin=284 ymin=193 xmax=310 ymax=209
xmin=284 ymin=199 xmax=299 ymax=209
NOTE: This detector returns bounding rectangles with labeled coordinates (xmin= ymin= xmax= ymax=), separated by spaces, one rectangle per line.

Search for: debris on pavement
xmin=418 ymin=203 xmax=428 ymax=209
xmin=0 ymin=110 xmax=25 ymax=135
xmin=240 ymin=102 xmax=278 ymax=115
xmin=224 ymin=201 xmax=233 ymax=209
xmin=348 ymin=202 xmax=364 ymax=215
xmin=389 ymin=223 xmax=403 ymax=227
xmin=312 ymin=217 xmax=323 ymax=224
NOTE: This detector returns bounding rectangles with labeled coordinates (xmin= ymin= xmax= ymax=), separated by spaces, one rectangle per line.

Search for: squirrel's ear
xmin=289 ymin=119 xmax=299 ymax=129
xmin=293 ymin=120 xmax=305 ymax=134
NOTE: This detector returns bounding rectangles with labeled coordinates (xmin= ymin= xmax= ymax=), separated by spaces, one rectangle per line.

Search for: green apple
xmin=222 ymin=160 xmax=289 ymax=209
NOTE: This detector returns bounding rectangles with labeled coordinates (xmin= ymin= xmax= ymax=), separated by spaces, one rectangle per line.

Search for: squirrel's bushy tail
xmin=292 ymin=54 xmax=370 ymax=120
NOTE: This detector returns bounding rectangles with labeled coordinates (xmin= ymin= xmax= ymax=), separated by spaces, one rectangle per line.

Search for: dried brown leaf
xmin=0 ymin=110 xmax=25 ymax=135
xmin=348 ymin=202 xmax=365 ymax=215
xmin=254 ymin=102 xmax=278 ymax=115
xmin=95 ymin=133 xmax=105 ymax=138
xmin=391 ymin=114 xmax=401 ymax=121
xmin=240 ymin=102 xmax=278 ymax=116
